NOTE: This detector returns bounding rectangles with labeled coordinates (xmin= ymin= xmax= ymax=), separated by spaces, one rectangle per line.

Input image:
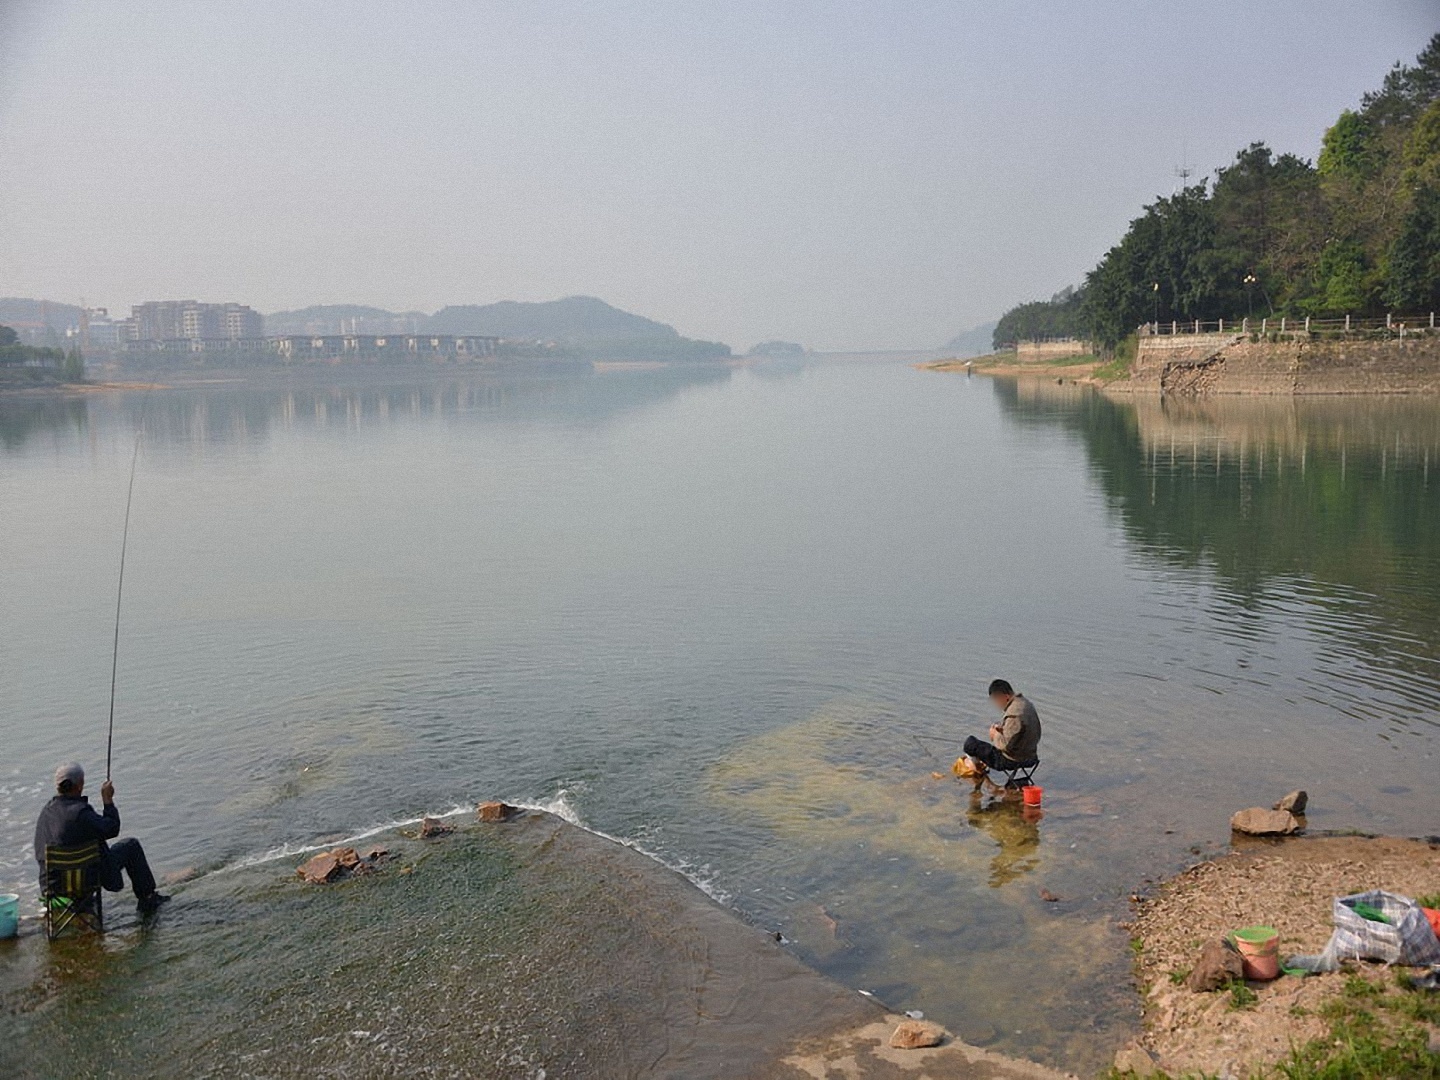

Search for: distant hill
xmin=426 ymin=296 xmax=729 ymax=358
xmin=267 ymin=296 xmax=730 ymax=359
xmin=942 ymin=321 xmax=998 ymax=357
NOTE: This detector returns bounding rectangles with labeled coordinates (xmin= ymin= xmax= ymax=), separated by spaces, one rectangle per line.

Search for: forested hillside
xmin=994 ymin=34 xmax=1440 ymax=350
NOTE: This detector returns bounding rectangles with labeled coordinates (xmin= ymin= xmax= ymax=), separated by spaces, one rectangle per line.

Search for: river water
xmin=2 ymin=359 xmax=1438 ymax=1075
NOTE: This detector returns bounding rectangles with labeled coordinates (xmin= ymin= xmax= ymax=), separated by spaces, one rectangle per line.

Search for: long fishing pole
xmin=106 ymin=430 xmax=143 ymax=782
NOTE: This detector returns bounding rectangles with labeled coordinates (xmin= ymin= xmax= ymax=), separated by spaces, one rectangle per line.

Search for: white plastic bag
xmin=1288 ymin=889 xmax=1440 ymax=973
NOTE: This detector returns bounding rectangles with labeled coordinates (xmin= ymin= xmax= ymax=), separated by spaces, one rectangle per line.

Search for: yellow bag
xmin=952 ymin=756 xmax=981 ymax=778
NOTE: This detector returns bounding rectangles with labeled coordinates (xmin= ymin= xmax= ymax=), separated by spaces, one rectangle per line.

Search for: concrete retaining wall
xmin=1113 ymin=333 xmax=1440 ymax=395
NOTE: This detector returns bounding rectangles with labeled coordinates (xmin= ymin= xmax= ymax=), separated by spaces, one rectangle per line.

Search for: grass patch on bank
xmin=1277 ymin=973 xmax=1440 ymax=1079
xmin=1092 ymin=355 xmax=1133 ymax=382
xmin=1110 ymin=968 xmax=1440 ymax=1079
xmin=1092 ymin=334 xmax=1138 ymax=383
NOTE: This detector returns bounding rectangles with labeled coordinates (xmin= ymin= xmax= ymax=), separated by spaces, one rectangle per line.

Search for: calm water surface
xmin=2 ymin=360 xmax=1438 ymax=1074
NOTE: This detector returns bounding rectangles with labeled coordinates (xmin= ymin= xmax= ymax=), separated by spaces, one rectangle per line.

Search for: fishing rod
xmin=910 ymin=732 xmax=953 ymax=769
xmin=105 ymin=429 xmax=143 ymax=782
xmin=912 ymin=732 xmax=964 ymax=747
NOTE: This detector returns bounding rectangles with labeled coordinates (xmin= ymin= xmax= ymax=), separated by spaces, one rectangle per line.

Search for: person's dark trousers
xmin=100 ymin=837 xmax=158 ymax=899
xmin=963 ymin=736 xmax=1032 ymax=773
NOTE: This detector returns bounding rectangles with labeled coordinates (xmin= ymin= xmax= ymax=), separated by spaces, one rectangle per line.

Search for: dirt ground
xmin=1122 ymin=835 xmax=1440 ymax=1078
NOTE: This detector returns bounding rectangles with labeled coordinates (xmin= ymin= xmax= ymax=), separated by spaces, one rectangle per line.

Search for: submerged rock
xmin=1186 ymin=938 xmax=1245 ymax=992
xmin=359 ymin=844 xmax=389 ymax=861
xmin=334 ymin=847 xmax=361 ymax=870
xmin=297 ymin=851 xmax=343 ymax=885
xmin=420 ymin=816 xmax=455 ymax=838
xmin=888 ymin=1019 xmax=945 ymax=1049
xmin=1272 ymin=790 xmax=1308 ymax=814
xmin=1230 ymin=808 xmax=1300 ymax=836
xmin=477 ymin=801 xmax=516 ymax=823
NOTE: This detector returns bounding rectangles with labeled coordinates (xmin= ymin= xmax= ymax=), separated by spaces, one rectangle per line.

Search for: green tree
xmin=62 ymin=347 xmax=86 ymax=382
xmin=1318 ymin=111 xmax=1377 ymax=177
xmin=992 ymin=287 xmax=1085 ymax=348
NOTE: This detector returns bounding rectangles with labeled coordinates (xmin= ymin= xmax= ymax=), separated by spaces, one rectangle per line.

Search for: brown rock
xmin=297 ymin=851 xmax=343 ymax=884
xmin=1039 ymin=889 xmax=1062 ymax=902
xmin=333 ymin=847 xmax=360 ymax=869
xmin=1272 ymin=790 xmax=1308 ymax=814
xmin=1114 ymin=1043 xmax=1159 ymax=1077
xmin=477 ymin=801 xmax=515 ymax=823
xmin=1186 ymin=938 xmax=1245 ymax=992
xmin=420 ymin=816 xmax=454 ymax=838
xmin=888 ymin=1019 xmax=945 ymax=1049
xmin=1230 ymin=807 xmax=1301 ymax=836
xmin=359 ymin=844 xmax=389 ymax=861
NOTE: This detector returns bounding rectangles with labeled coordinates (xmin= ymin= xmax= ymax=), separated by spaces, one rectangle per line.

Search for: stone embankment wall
xmin=1112 ymin=332 xmax=1440 ymax=395
xmin=1016 ymin=339 xmax=1090 ymax=361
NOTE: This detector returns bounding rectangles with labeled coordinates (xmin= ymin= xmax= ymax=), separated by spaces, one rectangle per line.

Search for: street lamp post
xmin=1244 ymin=274 xmax=1257 ymax=319
xmin=1152 ymin=282 xmax=1160 ymax=328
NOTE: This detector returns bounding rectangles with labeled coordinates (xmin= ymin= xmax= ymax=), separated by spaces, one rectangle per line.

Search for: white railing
xmin=1141 ymin=313 xmax=1438 ymax=337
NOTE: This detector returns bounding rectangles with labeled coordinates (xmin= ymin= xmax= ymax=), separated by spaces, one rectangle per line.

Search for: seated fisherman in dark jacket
xmin=34 ymin=762 xmax=168 ymax=914
xmin=961 ymin=679 xmax=1042 ymax=775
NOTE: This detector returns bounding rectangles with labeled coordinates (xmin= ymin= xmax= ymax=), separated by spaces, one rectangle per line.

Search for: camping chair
xmin=44 ymin=842 xmax=104 ymax=941
xmin=990 ymin=758 xmax=1039 ymax=789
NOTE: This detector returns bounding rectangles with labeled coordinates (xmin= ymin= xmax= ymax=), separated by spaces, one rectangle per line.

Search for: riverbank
xmin=0 ymin=807 xmax=1071 ymax=1079
xmin=925 ymin=332 xmax=1440 ymax=395
xmin=1108 ymin=332 xmax=1440 ymax=396
xmin=1121 ymin=835 xmax=1440 ymax=1078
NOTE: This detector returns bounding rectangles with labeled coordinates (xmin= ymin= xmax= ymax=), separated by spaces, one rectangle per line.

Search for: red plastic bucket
xmin=1022 ymin=785 xmax=1043 ymax=807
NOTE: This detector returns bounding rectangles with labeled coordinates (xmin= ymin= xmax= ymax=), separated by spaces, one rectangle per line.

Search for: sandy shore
xmin=1122 ymin=835 xmax=1440 ymax=1078
xmin=918 ymin=355 xmax=1103 ymax=383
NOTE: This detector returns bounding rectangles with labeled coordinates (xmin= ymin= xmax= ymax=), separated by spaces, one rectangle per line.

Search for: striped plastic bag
xmin=1287 ymin=890 xmax=1440 ymax=973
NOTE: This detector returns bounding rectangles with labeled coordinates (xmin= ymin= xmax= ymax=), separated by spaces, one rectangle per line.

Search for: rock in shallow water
xmin=1230 ymin=807 xmax=1300 ymax=836
xmin=420 ymin=816 xmax=455 ymax=838
xmin=297 ymin=852 xmax=343 ymax=884
xmin=888 ymin=1019 xmax=944 ymax=1049
xmin=477 ymin=801 xmax=515 ymax=823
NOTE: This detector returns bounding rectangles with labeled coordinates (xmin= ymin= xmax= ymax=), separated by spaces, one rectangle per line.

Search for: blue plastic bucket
xmin=0 ymin=894 xmax=18 ymax=939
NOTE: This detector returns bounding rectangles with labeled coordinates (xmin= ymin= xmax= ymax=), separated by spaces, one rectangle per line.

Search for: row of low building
xmin=65 ymin=301 xmax=499 ymax=361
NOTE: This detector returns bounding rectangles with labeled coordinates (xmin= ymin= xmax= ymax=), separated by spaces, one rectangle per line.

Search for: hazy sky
xmin=0 ymin=2 xmax=1434 ymax=350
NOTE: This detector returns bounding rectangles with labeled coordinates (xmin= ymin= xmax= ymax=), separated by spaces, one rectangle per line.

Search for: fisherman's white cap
xmin=54 ymin=762 xmax=85 ymax=791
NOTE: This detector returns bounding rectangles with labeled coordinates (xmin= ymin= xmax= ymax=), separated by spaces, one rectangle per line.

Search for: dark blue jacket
xmin=34 ymin=794 xmax=120 ymax=886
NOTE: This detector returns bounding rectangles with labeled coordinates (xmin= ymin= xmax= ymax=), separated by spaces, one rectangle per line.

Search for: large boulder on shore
xmin=477 ymin=801 xmax=516 ymax=823
xmin=888 ymin=1019 xmax=945 ymax=1049
xmin=1186 ymin=938 xmax=1245 ymax=992
xmin=1230 ymin=807 xmax=1301 ymax=836
xmin=420 ymin=816 xmax=454 ymax=838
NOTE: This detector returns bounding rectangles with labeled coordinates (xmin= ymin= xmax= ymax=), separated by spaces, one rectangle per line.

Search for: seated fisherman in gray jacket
xmin=962 ymin=679 xmax=1042 ymax=774
xmin=34 ymin=762 xmax=169 ymax=914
